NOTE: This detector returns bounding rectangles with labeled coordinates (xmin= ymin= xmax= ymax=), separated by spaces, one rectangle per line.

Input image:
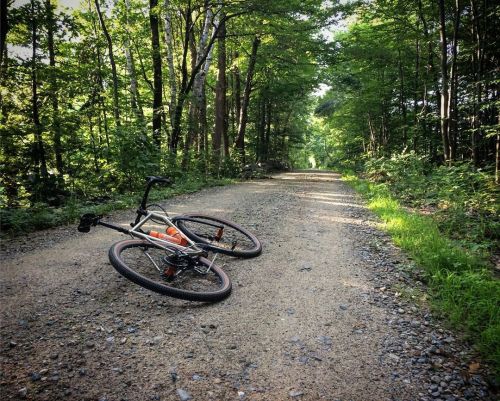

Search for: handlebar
xmin=78 ymin=176 xmax=173 ymax=233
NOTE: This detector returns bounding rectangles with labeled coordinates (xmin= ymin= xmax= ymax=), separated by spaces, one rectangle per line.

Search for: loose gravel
xmin=0 ymin=170 xmax=496 ymax=401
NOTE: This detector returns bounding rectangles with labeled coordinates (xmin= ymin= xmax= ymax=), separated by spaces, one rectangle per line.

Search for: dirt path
xmin=0 ymin=171 xmax=494 ymax=401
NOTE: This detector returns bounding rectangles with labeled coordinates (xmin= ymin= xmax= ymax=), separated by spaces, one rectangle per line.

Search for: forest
xmin=1 ymin=0 xmax=498 ymax=204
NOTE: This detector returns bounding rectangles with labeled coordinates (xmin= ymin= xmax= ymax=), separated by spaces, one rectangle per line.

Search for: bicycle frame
xmin=78 ymin=176 xmax=221 ymax=258
xmin=128 ymin=211 xmax=204 ymax=256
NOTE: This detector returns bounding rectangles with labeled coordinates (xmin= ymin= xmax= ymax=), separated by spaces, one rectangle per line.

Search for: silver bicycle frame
xmin=128 ymin=211 xmax=204 ymax=256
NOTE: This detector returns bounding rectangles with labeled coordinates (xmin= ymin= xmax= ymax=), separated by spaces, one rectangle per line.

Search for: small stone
xmin=50 ymin=353 xmax=59 ymax=360
xmin=214 ymin=378 xmax=222 ymax=384
xmin=170 ymin=372 xmax=178 ymax=382
xmin=30 ymin=372 xmax=42 ymax=381
xmin=397 ymin=308 xmax=405 ymax=314
xmin=317 ymin=336 xmax=332 ymax=346
xmin=289 ymin=390 xmax=304 ymax=397
xmin=192 ymin=374 xmax=202 ymax=381
xmin=106 ymin=336 xmax=115 ymax=344
xmin=238 ymin=391 xmax=245 ymax=398
xmin=176 ymin=388 xmax=192 ymax=401
xmin=9 ymin=341 xmax=17 ymax=348
xmin=339 ymin=304 xmax=348 ymax=310
xmin=18 ymin=387 xmax=27 ymax=398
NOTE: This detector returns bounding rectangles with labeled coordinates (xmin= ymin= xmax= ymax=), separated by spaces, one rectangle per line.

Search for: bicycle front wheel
xmin=108 ymin=239 xmax=231 ymax=302
xmin=172 ymin=214 xmax=262 ymax=258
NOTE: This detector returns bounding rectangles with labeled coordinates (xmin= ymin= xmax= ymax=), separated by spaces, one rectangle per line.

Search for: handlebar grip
xmin=78 ymin=213 xmax=101 ymax=233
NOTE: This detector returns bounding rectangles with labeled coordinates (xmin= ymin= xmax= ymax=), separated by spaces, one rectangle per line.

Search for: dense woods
xmin=313 ymin=0 xmax=499 ymax=180
xmin=1 ymin=0 xmax=498 ymax=208
xmin=1 ymin=0 xmax=334 ymax=208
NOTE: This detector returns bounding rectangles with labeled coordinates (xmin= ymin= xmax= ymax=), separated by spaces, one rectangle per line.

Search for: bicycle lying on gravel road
xmin=77 ymin=176 xmax=262 ymax=302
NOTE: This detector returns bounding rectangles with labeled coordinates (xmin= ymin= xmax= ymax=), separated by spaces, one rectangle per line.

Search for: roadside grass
xmin=343 ymin=172 xmax=500 ymax=376
xmin=0 ymin=176 xmax=233 ymax=235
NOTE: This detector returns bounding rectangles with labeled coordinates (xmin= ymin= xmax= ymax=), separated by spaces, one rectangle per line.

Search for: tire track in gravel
xmin=0 ymin=170 xmax=494 ymax=401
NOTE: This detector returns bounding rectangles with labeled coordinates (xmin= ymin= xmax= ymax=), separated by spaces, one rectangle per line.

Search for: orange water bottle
xmin=149 ymin=230 xmax=182 ymax=245
xmin=166 ymin=226 xmax=188 ymax=246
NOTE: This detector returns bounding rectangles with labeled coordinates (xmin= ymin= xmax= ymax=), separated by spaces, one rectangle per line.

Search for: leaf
xmin=468 ymin=362 xmax=480 ymax=373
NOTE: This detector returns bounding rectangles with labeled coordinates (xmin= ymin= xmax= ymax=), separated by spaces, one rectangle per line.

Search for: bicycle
xmin=77 ymin=176 xmax=262 ymax=302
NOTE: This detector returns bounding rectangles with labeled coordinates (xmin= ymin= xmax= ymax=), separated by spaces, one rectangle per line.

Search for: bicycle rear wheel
xmin=172 ymin=214 xmax=262 ymax=258
xmin=108 ymin=239 xmax=231 ymax=302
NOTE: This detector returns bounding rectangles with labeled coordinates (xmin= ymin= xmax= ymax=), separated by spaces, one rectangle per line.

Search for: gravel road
xmin=0 ymin=170 xmax=495 ymax=401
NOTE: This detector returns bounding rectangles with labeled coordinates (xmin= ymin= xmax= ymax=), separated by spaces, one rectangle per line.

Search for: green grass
xmin=343 ymin=172 xmax=500 ymax=377
xmin=0 ymin=176 xmax=233 ymax=235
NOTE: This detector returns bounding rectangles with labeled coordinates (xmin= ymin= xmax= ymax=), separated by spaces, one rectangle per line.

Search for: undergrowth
xmin=343 ymin=168 xmax=500 ymax=377
xmin=0 ymin=176 xmax=233 ymax=235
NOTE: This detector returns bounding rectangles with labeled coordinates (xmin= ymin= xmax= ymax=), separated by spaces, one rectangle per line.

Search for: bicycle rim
xmin=173 ymin=214 xmax=262 ymax=258
xmin=108 ymin=239 xmax=231 ymax=302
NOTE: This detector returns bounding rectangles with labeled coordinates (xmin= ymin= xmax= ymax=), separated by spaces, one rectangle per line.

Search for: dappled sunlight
xmin=307 ymin=192 xmax=356 ymax=199
xmin=240 ymin=180 xmax=278 ymax=187
xmin=318 ymin=214 xmax=377 ymax=228
xmin=339 ymin=278 xmax=372 ymax=292
xmin=314 ymin=200 xmax=366 ymax=208
xmin=296 ymin=191 xmax=365 ymax=209
xmin=272 ymin=170 xmax=342 ymax=182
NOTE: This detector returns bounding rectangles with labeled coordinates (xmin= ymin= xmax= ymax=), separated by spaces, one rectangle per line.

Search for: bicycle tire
xmin=172 ymin=214 xmax=262 ymax=258
xmin=108 ymin=239 xmax=231 ymax=302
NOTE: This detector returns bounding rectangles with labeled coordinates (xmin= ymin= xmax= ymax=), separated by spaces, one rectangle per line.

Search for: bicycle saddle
xmin=145 ymin=176 xmax=172 ymax=186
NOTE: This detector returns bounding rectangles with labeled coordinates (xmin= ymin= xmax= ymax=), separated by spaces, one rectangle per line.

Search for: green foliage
xmin=343 ymin=172 xmax=500 ymax=375
xmin=0 ymin=174 xmax=233 ymax=235
xmin=364 ymin=154 xmax=500 ymax=253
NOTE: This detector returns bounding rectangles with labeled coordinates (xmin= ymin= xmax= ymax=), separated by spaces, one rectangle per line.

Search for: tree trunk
xmin=0 ymin=0 xmax=7 ymax=67
xmin=233 ymin=55 xmax=242 ymax=129
xmin=149 ymin=0 xmax=163 ymax=148
xmin=397 ymin=48 xmax=407 ymax=148
xmin=31 ymin=0 xmax=48 ymax=183
xmin=95 ymin=0 xmax=121 ymax=128
xmin=448 ymin=0 xmax=461 ymax=161
xmin=45 ymin=0 xmax=64 ymax=178
xmin=124 ymin=0 xmax=144 ymax=124
xmin=169 ymin=5 xmax=230 ymax=155
xmin=470 ymin=0 xmax=484 ymax=166
xmin=264 ymin=100 xmax=271 ymax=161
xmin=163 ymin=0 xmax=177 ymax=129
xmin=413 ymin=33 xmax=420 ymax=152
xmin=183 ymin=4 xmax=213 ymax=168
xmin=438 ymin=0 xmax=450 ymax=162
xmin=213 ymin=11 xmax=226 ymax=171
xmin=234 ymin=36 xmax=260 ymax=163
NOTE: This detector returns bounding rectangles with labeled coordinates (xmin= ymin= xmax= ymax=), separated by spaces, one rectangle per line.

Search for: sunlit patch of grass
xmin=343 ymin=172 xmax=500 ymax=377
